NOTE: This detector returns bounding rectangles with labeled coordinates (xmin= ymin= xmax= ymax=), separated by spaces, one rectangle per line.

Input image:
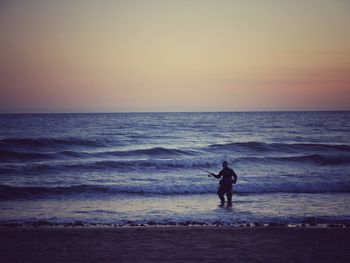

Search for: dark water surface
xmin=1 ymin=112 xmax=350 ymax=225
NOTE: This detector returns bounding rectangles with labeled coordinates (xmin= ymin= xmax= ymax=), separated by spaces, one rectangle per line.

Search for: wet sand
xmin=1 ymin=227 xmax=350 ymax=263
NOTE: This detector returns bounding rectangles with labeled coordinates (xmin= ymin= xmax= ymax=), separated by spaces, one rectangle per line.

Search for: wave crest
xmin=208 ymin=142 xmax=350 ymax=152
xmin=0 ymin=138 xmax=112 ymax=149
xmin=1 ymin=182 xmax=350 ymax=200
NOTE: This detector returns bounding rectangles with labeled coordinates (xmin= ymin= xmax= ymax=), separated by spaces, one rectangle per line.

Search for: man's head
xmin=222 ymin=161 xmax=228 ymax=168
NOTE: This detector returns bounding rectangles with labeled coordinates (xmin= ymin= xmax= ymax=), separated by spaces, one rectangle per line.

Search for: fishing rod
xmin=198 ymin=168 xmax=215 ymax=177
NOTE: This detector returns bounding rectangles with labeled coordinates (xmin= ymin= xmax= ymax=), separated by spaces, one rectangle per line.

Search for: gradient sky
xmin=1 ymin=0 xmax=349 ymax=112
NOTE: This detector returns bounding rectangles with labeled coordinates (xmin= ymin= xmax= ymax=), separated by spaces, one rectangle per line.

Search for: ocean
xmin=0 ymin=111 xmax=350 ymax=226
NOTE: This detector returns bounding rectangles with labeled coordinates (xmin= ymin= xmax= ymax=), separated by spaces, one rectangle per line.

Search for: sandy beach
xmin=1 ymin=227 xmax=350 ymax=263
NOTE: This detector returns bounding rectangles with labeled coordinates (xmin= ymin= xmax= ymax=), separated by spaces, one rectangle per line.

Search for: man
xmin=210 ymin=161 xmax=237 ymax=207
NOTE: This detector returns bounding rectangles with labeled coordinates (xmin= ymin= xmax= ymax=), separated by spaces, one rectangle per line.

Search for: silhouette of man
xmin=210 ymin=161 xmax=237 ymax=207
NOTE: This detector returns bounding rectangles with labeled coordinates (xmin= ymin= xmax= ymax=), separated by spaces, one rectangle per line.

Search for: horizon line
xmin=1 ymin=109 xmax=349 ymax=115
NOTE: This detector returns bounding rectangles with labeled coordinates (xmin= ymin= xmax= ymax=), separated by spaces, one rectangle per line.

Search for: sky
xmin=0 ymin=0 xmax=349 ymax=112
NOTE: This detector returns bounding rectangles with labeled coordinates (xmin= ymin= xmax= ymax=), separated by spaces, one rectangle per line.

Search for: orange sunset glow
xmin=1 ymin=0 xmax=349 ymax=112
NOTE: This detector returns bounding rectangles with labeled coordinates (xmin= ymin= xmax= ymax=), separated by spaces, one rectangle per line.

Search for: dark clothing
xmin=217 ymin=167 xmax=237 ymax=185
xmin=218 ymin=183 xmax=233 ymax=204
xmin=213 ymin=167 xmax=237 ymax=205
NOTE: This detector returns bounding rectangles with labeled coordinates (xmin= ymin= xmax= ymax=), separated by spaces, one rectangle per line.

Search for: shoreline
xmin=1 ymin=227 xmax=350 ymax=262
xmin=1 ymin=221 xmax=350 ymax=229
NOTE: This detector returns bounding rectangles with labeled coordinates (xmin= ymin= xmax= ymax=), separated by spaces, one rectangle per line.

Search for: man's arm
xmin=232 ymin=170 xmax=237 ymax=184
xmin=210 ymin=171 xmax=222 ymax=179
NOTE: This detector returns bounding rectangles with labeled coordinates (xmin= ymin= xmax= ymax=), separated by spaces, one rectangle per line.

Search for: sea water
xmin=0 ymin=112 xmax=350 ymax=225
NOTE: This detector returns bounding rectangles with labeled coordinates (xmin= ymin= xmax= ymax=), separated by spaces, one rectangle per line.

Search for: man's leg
xmin=226 ymin=185 xmax=233 ymax=206
xmin=217 ymin=186 xmax=225 ymax=206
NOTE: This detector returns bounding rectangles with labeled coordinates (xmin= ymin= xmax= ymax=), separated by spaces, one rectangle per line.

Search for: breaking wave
xmin=0 ymin=138 xmax=114 ymax=149
xmin=0 ymin=147 xmax=197 ymax=162
xmin=208 ymin=142 xmax=350 ymax=152
xmin=1 ymin=181 xmax=350 ymax=200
